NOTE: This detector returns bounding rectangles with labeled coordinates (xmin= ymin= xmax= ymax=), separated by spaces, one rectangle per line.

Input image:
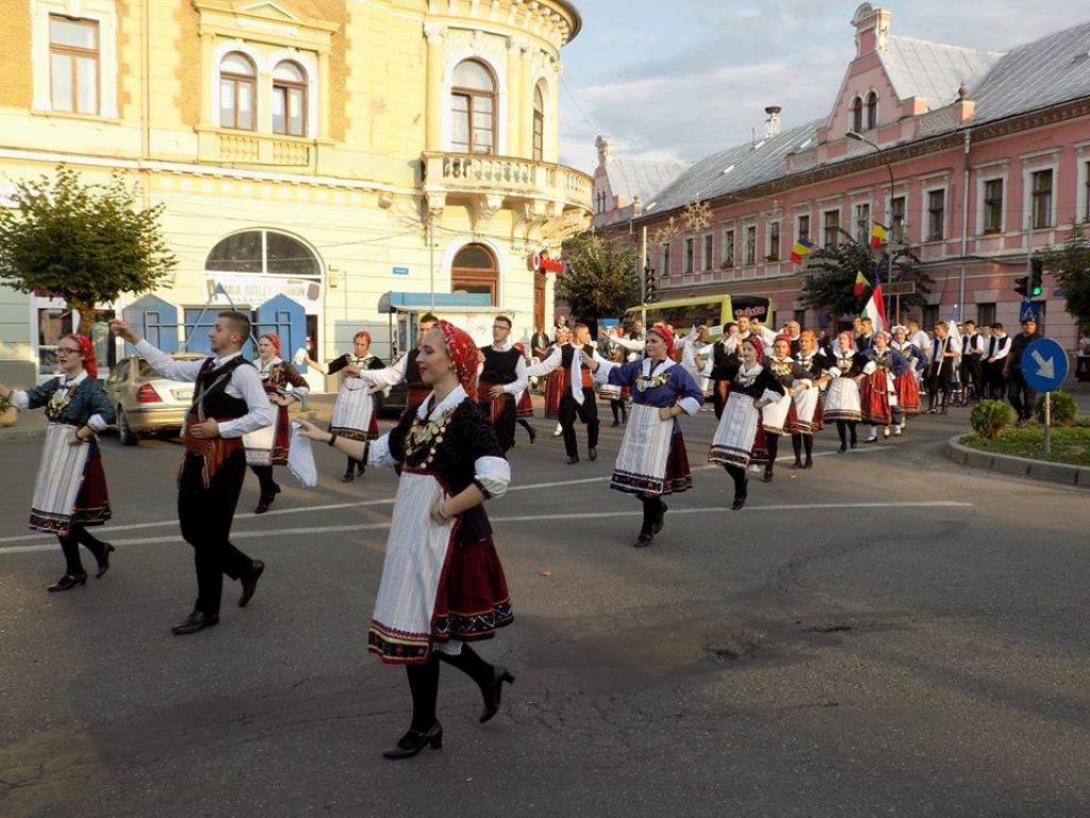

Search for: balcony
xmin=197 ymin=127 xmax=317 ymax=171
xmin=421 ymin=151 xmax=593 ymax=217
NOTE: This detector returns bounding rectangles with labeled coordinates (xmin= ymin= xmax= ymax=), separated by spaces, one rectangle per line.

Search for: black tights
xmin=250 ymin=464 xmax=278 ymax=496
xmin=406 ymin=644 xmax=497 ymax=732
xmin=724 ymin=464 xmax=748 ymax=500
xmin=610 ymin=399 xmax=627 ymax=424
xmin=836 ymin=420 xmax=858 ymax=449
xmin=765 ymin=433 xmax=779 ymax=470
xmin=57 ymin=524 xmax=107 ymax=576
xmin=346 ymin=455 xmax=365 ymax=476
xmin=792 ymin=433 xmax=814 ymax=464
xmin=640 ymin=495 xmax=664 ymax=534
xmin=517 ymin=419 xmax=534 ymax=438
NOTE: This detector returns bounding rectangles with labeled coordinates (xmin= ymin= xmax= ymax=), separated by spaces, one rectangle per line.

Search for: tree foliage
xmin=1038 ymin=224 xmax=1090 ymax=328
xmin=557 ymin=232 xmax=639 ymax=320
xmin=0 ymin=165 xmax=176 ymax=333
xmin=800 ymin=237 xmax=932 ymax=316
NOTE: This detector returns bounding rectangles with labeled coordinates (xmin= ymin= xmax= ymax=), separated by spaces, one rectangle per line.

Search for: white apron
xmin=823 ymin=377 xmax=862 ymax=421
xmin=761 ymin=390 xmax=793 ymax=434
xmin=792 ymin=385 xmax=820 ymax=429
xmin=243 ymin=424 xmax=274 ymax=466
xmin=610 ymin=403 xmax=674 ymax=495
xmin=330 ymin=373 xmax=375 ymax=440
xmin=709 ymin=391 xmax=761 ymax=468
xmin=30 ymin=424 xmax=91 ymax=532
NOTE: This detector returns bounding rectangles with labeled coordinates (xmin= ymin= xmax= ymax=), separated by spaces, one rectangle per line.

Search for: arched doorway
xmin=451 ymin=243 xmax=498 ymax=305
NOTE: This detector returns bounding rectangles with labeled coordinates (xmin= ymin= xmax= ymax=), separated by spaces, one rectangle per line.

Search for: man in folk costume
xmin=543 ymin=325 xmax=571 ymax=437
xmin=584 ymin=323 xmax=704 ymax=547
xmin=477 ymin=315 xmax=528 ymax=454
xmin=709 ymin=322 xmax=740 ymax=419
xmin=355 ymin=313 xmax=440 ymax=413
xmin=246 ymin=333 xmax=309 ymax=512
xmin=297 ymin=321 xmax=514 ymax=760
xmin=306 ymin=330 xmax=386 ymax=482
xmin=1 ymin=335 xmax=116 ymax=592
xmin=927 ymin=321 xmax=958 ymax=414
xmin=959 ymin=320 xmax=986 ymax=402
xmin=983 ymin=322 xmax=1012 ymax=399
xmin=511 ymin=340 xmax=537 ymax=444
xmin=111 ymin=313 xmax=274 ymax=636
xmin=528 ymin=322 xmax=605 ymax=464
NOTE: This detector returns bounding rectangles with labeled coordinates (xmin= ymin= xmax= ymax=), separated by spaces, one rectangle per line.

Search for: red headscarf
xmin=63 ymin=334 xmax=98 ymax=379
xmin=741 ymin=334 xmax=765 ymax=361
xmin=259 ymin=333 xmax=281 ymax=357
xmin=353 ymin=330 xmax=372 ymax=345
xmin=649 ymin=322 xmax=675 ymax=358
xmin=435 ymin=320 xmax=479 ymax=401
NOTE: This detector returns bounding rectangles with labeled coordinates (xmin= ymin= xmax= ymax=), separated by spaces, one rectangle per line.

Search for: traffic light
xmin=1014 ymin=276 xmax=1029 ymax=298
xmin=1030 ymin=258 xmax=1044 ymax=297
xmin=644 ymin=263 xmax=657 ymax=304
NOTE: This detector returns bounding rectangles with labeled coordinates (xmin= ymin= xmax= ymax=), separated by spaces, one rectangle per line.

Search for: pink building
xmin=607 ymin=3 xmax=1090 ymax=350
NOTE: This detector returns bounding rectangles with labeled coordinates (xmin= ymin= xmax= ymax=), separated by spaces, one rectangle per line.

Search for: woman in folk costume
xmin=307 ymin=331 xmax=385 ymax=482
xmin=599 ymin=326 xmax=629 ymax=427
xmin=821 ymin=331 xmax=873 ymax=453
xmin=297 ymin=321 xmax=513 ymax=760
xmin=753 ymin=336 xmax=813 ymax=483
xmin=543 ymin=325 xmax=570 ymax=437
xmin=707 ymin=336 xmax=785 ymax=510
xmin=860 ymin=330 xmax=908 ymax=442
xmin=0 ymin=335 xmax=116 ymax=592
xmin=245 ymin=333 xmax=309 ymax=513
xmin=584 ymin=323 xmax=704 ymax=548
xmin=789 ymin=330 xmax=828 ymax=470
xmin=512 ymin=341 xmax=537 ymax=444
xmin=890 ymin=325 xmax=922 ymax=420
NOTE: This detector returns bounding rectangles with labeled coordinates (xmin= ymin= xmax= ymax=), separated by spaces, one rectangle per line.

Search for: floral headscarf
xmin=649 ymin=322 xmax=675 ymax=358
xmin=259 ymin=333 xmax=281 ymax=357
xmin=436 ymin=319 xmax=479 ymax=401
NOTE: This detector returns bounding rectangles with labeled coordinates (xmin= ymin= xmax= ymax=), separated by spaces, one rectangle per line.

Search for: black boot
xmin=436 ymin=645 xmax=514 ymax=723
xmin=634 ymin=498 xmax=655 ymax=547
xmin=255 ymin=482 xmax=280 ymax=514
xmin=652 ymin=500 xmax=667 ymax=535
xmin=762 ymin=464 xmax=774 ymax=482
xmin=791 ymin=434 xmax=803 ymax=469
xmin=47 ymin=573 xmax=87 ymax=592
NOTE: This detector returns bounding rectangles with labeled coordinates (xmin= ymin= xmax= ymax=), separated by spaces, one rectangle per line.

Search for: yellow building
xmin=0 ymin=0 xmax=591 ymax=388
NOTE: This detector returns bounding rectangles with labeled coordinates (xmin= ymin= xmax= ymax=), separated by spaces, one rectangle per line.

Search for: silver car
xmin=103 ymin=354 xmax=201 ymax=445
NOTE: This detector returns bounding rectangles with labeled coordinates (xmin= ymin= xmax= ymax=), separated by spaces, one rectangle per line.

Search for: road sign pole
xmin=1044 ymin=392 xmax=1052 ymax=455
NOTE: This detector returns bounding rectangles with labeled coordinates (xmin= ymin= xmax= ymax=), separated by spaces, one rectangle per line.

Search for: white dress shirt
xmin=135 ymin=339 xmax=273 ymax=438
xmin=484 ymin=342 xmax=529 ymax=395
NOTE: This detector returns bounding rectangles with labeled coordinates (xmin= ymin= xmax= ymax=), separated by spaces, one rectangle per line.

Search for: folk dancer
xmin=708 ymin=322 xmax=740 ymax=418
xmin=0 ymin=335 xmax=115 ymax=592
xmin=983 ymin=323 xmax=1012 ymax=400
xmin=354 ymin=313 xmax=441 ymax=418
xmin=543 ymin=326 xmax=571 ymax=438
xmin=477 ymin=315 xmax=528 ymax=454
xmin=528 ymin=326 xmax=551 ymax=393
xmin=585 ymin=324 xmax=703 ymax=547
xmin=959 ymin=320 xmax=986 ymax=402
xmin=789 ymin=330 xmax=827 ymax=469
xmin=307 ymin=331 xmax=386 ymax=482
xmin=927 ymin=322 xmax=958 ymax=414
xmin=246 ymin=333 xmax=309 ymax=511
xmin=528 ymin=322 xmax=604 ymax=464
xmin=890 ymin=325 xmax=923 ymax=420
xmin=512 ymin=341 xmax=537 ymax=444
xmin=861 ymin=331 xmax=907 ymax=442
xmin=110 ymin=313 xmax=273 ymax=636
xmin=707 ymin=337 xmax=785 ymax=510
xmin=754 ymin=337 xmax=812 ymax=482
xmin=297 ymin=321 xmax=513 ymax=760
xmin=822 ymin=331 xmax=871 ymax=453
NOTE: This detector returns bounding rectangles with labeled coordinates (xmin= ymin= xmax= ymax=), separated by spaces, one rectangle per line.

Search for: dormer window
xmin=866 ymin=92 xmax=878 ymax=130
xmin=852 ymin=96 xmax=863 ymax=134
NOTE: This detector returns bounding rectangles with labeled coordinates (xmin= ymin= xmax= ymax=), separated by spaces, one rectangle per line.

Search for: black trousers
xmin=959 ymin=357 xmax=984 ymax=398
xmin=1008 ymin=368 xmax=1037 ymax=422
xmin=559 ymin=389 xmax=599 ymax=458
xmin=1077 ymin=356 xmax=1090 ymax=381
xmin=928 ymin=363 xmax=953 ymax=410
xmin=179 ymin=451 xmax=253 ymax=617
xmin=983 ymin=361 xmax=1007 ymax=399
xmin=480 ymin=395 xmax=516 ymax=453
xmin=57 ymin=524 xmax=106 ymax=576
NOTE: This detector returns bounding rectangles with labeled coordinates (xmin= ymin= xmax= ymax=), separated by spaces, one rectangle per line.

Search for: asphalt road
xmin=1 ymin=401 xmax=1088 ymax=818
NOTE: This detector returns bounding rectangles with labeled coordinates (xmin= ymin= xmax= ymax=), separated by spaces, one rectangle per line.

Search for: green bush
xmin=1034 ymin=390 xmax=1078 ymax=426
xmin=970 ymin=400 xmax=1014 ymax=439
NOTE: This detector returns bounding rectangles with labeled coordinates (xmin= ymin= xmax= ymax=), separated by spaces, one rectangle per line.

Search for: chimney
xmin=595 ymin=135 xmax=613 ymax=168
xmin=852 ymin=3 xmax=892 ymax=57
xmin=765 ymin=105 xmax=782 ymax=137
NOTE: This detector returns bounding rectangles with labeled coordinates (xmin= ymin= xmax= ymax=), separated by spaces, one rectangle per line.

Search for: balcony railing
xmin=422 ymin=151 xmax=592 ymax=211
xmin=197 ymin=128 xmax=315 ymax=169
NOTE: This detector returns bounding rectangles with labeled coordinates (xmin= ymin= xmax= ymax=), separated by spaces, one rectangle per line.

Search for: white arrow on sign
xmin=1031 ymin=349 xmax=1055 ymax=380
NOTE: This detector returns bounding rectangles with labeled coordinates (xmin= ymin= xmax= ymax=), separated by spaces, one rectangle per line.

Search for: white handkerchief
xmin=287 ymin=424 xmax=318 ymax=487
xmin=293 ymin=347 xmax=308 ymax=367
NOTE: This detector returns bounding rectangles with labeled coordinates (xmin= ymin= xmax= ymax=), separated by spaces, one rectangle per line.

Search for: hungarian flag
xmin=790 ymin=237 xmax=815 ymax=264
xmin=869 ymin=222 xmax=888 ymax=249
xmin=861 ymin=283 xmax=888 ymax=332
xmin=853 ymin=271 xmax=870 ymax=297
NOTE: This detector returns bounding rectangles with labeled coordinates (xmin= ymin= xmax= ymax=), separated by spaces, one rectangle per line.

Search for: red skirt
xmin=663 ymin=429 xmax=693 ymax=494
xmin=516 ymin=390 xmax=534 ymax=417
xmin=72 ymin=446 xmax=111 ymax=529
xmin=895 ymin=373 xmax=921 ymax=415
xmin=621 ymin=385 xmax=632 ymax=401
xmin=544 ymin=371 xmax=564 ymax=418
xmin=270 ymin=404 xmax=292 ymax=465
xmin=813 ymin=395 xmax=825 ymax=432
xmin=750 ymin=426 xmax=770 ymax=466
xmin=860 ymin=372 xmax=892 ymax=425
xmin=431 ymin=536 xmax=514 ymax=646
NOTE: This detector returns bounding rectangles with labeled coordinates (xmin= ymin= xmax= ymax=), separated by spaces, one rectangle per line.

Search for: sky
xmin=557 ymin=0 xmax=1083 ymax=173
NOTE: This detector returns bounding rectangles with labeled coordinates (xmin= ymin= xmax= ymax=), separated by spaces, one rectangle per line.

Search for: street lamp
xmin=846 ymin=131 xmax=895 ymax=308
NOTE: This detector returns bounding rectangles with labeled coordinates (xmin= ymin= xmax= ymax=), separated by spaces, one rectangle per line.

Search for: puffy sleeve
xmin=460 ymin=404 xmax=510 ymax=499
xmin=672 ymin=367 xmax=705 ymax=415
xmin=14 ymin=378 xmax=61 ymax=411
xmin=84 ymin=381 xmax=116 ymax=430
xmin=594 ymin=358 xmax=641 ymax=387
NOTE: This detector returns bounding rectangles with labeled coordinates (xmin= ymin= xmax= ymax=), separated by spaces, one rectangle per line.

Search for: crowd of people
xmin=0 ymin=305 xmax=1058 ymax=761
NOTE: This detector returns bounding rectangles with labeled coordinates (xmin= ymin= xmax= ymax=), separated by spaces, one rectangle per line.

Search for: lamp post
xmin=847 ymin=131 xmax=895 ymax=316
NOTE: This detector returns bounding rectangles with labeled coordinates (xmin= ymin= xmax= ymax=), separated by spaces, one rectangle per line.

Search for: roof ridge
xmin=888 ymin=34 xmax=1005 ymax=57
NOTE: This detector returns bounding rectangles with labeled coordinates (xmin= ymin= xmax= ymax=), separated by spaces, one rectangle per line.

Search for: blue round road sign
xmin=1022 ymin=338 xmax=1069 ymax=393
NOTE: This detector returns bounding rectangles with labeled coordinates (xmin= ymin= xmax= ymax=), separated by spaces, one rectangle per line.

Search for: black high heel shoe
xmin=382 ymin=721 xmax=443 ymax=760
xmin=95 ymin=544 xmax=116 ymax=578
xmin=479 ymin=668 xmax=515 ymax=723
xmin=47 ymin=573 xmax=87 ymax=592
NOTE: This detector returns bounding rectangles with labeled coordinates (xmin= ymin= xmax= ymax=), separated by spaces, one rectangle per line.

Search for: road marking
xmin=0 ymin=446 xmax=885 ymax=545
xmin=0 ymin=501 xmax=972 ymax=556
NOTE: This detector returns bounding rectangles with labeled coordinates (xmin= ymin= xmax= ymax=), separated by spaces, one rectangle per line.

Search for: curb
xmin=943 ymin=434 xmax=1090 ymax=489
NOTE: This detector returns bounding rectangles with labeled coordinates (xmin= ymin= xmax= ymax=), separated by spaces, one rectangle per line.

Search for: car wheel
xmin=117 ymin=407 xmax=139 ymax=446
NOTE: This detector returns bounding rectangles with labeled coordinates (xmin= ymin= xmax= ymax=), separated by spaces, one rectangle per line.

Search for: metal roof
xmin=605 ymin=157 xmax=689 ymax=206
xmin=881 ymin=36 xmax=1003 ymax=108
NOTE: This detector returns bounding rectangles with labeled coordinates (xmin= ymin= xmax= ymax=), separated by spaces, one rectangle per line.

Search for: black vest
xmin=191 ymin=356 xmax=251 ymax=421
xmin=480 ymin=347 xmax=521 ymax=385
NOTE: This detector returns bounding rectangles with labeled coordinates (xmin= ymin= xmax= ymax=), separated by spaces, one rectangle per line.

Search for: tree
xmin=0 ymin=165 xmax=176 ymax=335
xmin=557 ymin=232 xmax=640 ymax=320
xmin=800 ymin=237 xmax=932 ymax=317
xmin=1038 ymin=224 xmax=1090 ymax=327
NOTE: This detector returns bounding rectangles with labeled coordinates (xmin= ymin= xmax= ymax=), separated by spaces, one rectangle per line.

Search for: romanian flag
xmin=853 ymin=271 xmax=870 ymax=297
xmin=861 ymin=283 xmax=888 ymax=332
xmin=790 ymin=237 xmax=815 ymax=264
xmin=869 ymin=222 xmax=888 ymax=249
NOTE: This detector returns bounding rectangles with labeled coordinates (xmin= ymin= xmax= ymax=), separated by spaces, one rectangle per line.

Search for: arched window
xmin=206 ymin=230 xmax=320 ymax=278
xmin=219 ymin=51 xmax=256 ymax=130
xmin=272 ymin=60 xmax=307 ymax=137
xmin=451 ymin=59 xmax=497 ymax=155
xmin=866 ymin=91 xmax=878 ymax=130
xmin=851 ymin=96 xmax=863 ymax=134
xmin=451 ymin=243 xmax=498 ymax=305
xmin=532 ymin=82 xmax=546 ymax=161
